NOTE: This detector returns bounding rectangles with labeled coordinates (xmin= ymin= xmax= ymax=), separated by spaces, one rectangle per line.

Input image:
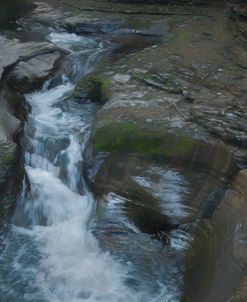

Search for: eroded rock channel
xmin=0 ymin=0 xmax=247 ymax=301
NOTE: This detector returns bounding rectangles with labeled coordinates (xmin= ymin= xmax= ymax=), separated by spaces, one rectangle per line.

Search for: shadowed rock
xmin=0 ymin=35 xmax=67 ymax=220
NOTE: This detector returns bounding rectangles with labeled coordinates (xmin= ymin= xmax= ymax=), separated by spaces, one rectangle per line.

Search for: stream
xmin=1 ymin=1 xmax=247 ymax=301
xmin=0 ymin=31 xmax=168 ymax=302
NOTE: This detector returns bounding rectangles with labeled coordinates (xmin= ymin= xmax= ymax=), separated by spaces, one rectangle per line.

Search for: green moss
xmin=92 ymin=121 xmax=196 ymax=158
xmin=74 ymin=73 xmax=111 ymax=103
xmin=165 ymin=29 xmax=190 ymax=54
xmin=176 ymin=30 xmax=191 ymax=42
xmin=100 ymin=76 xmax=111 ymax=101
xmin=95 ymin=56 xmax=111 ymax=73
xmin=129 ymin=52 xmax=143 ymax=65
xmin=0 ymin=152 xmax=13 ymax=165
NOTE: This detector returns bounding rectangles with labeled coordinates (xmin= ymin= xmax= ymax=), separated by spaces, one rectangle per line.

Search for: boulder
xmin=73 ymin=73 xmax=111 ymax=104
xmin=7 ymin=50 xmax=65 ymax=94
xmin=93 ymin=154 xmax=228 ymax=233
xmin=183 ymin=170 xmax=247 ymax=302
xmin=0 ymin=35 xmax=67 ymax=220
xmin=0 ymin=37 xmax=59 ymax=81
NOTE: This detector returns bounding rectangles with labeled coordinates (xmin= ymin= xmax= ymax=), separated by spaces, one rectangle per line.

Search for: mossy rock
xmin=0 ymin=152 xmax=13 ymax=166
xmin=92 ymin=121 xmax=197 ymax=159
xmin=74 ymin=73 xmax=111 ymax=104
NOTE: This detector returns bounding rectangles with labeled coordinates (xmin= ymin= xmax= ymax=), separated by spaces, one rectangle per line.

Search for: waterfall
xmin=1 ymin=32 xmax=138 ymax=302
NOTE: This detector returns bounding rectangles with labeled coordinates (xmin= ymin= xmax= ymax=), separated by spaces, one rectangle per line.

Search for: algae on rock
xmin=92 ymin=121 xmax=197 ymax=158
xmin=74 ymin=73 xmax=111 ymax=104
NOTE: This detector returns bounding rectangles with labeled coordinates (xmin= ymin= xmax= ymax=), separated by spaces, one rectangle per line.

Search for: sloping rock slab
xmin=0 ymin=36 xmax=58 ymax=80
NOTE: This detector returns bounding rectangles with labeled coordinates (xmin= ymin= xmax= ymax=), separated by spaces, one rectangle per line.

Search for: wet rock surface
xmin=227 ymin=0 xmax=247 ymax=37
xmin=0 ymin=0 xmax=247 ymax=300
xmin=80 ymin=0 xmax=247 ymax=300
xmin=93 ymin=155 xmax=227 ymax=230
xmin=90 ymin=4 xmax=247 ymax=164
xmin=183 ymin=169 xmax=247 ymax=302
xmin=0 ymin=0 xmax=36 ymax=30
xmin=0 ymin=4 xmax=68 ymax=219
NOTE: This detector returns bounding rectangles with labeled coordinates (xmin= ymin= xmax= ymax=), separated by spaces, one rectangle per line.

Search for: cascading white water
xmin=0 ymin=31 xmax=178 ymax=302
xmin=5 ymin=33 xmax=141 ymax=302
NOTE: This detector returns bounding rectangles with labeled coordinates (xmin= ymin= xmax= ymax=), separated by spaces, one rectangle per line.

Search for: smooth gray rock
xmin=0 ymin=36 xmax=57 ymax=80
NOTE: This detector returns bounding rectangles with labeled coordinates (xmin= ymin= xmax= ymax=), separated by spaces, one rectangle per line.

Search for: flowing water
xmin=0 ymin=33 xmax=139 ymax=302
xmin=1 ymin=1 xmax=247 ymax=301
xmin=0 ymin=30 xmax=176 ymax=301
